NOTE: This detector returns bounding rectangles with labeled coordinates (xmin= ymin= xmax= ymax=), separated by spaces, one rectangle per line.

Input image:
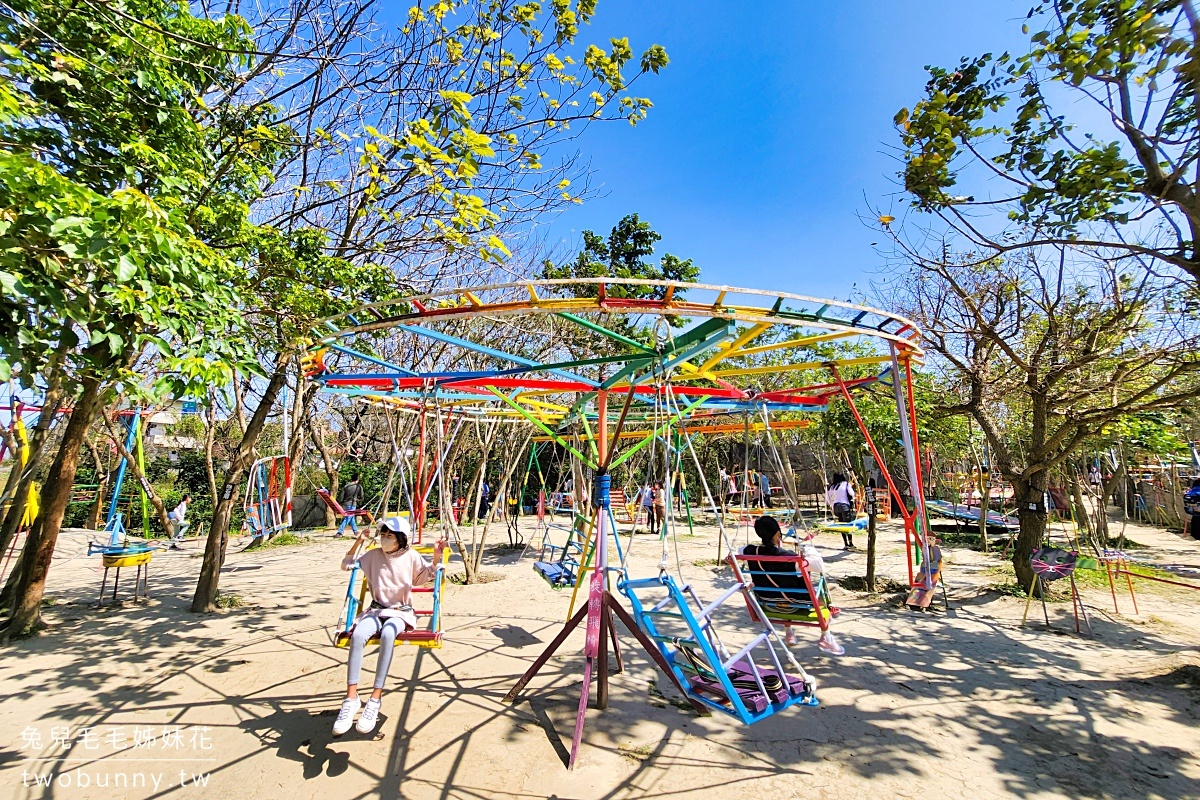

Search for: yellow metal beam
xmin=531 ymin=418 xmax=812 ymax=442
xmin=733 ymin=330 xmax=856 ymax=359
xmin=697 ymin=322 xmax=771 ymax=373
xmin=711 ymin=355 xmax=891 ymax=379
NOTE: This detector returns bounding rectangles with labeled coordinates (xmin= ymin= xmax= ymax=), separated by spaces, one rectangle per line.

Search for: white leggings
xmin=346 ymin=616 xmax=408 ymax=690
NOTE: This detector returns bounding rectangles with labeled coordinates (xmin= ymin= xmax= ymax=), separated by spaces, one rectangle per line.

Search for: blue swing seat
xmin=619 ymin=573 xmax=818 ymax=725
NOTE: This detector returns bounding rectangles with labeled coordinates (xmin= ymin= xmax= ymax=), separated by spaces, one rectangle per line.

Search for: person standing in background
xmin=759 ymin=472 xmax=773 ymax=508
xmin=336 ymin=477 xmax=364 ymax=537
xmin=168 ymin=494 xmax=191 ymax=550
xmin=826 ymin=473 xmax=856 ymax=549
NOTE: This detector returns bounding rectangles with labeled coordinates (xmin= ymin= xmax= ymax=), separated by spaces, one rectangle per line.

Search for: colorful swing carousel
xmin=305 ymin=278 xmax=933 ymax=767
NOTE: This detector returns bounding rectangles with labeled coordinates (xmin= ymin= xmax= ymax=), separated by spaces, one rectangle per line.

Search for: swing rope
xmin=758 ymin=402 xmax=810 ymax=537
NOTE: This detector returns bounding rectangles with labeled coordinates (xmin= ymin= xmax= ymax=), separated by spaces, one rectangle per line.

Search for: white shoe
xmin=333 ymin=697 xmax=361 ymax=736
xmin=356 ymin=698 xmax=381 ymax=734
xmin=818 ymin=631 xmax=846 ymax=656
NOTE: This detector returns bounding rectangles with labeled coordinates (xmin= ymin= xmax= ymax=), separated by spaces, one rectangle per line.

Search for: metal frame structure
xmin=305 ymin=278 xmax=930 ymax=767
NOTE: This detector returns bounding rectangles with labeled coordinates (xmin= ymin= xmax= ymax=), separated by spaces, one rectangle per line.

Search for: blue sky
xmin=537 ymin=2 xmax=1031 ymax=300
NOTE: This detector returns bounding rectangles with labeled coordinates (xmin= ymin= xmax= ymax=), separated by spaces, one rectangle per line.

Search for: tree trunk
xmin=3 ymin=376 xmax=107 ymax=638
xmin=460 ymin=436 xmax=492 ymax=583
xmin=232 ymin=377 xmax=248 ymax=437
xmin=311 ymin=420 xmax=338 ymax=528
xmin=82 ymin=436 xmax=107 ymax=530
xmin=191 ymin=361 xmax=289 ymax=613
xmin=1067 ymin=468 xmax=1093 ymax=550
xmin=202 ymin=390 xmax=218 ymax=507
xmin=1011 ymin=473 xmax=1049 ymax=592
xmin=1094 ymin=463 xmax=1125 ymax=542
xmin=471 ymin=431 xmax=531 ymax=575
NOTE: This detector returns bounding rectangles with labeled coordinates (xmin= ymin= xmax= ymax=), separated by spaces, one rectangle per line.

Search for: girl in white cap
xmin=333 ymin=517 xmax=446 ymax=735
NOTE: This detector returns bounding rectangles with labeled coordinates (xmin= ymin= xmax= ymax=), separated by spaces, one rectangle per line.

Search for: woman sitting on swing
xmin=333 ymin=517 xmax=446 ymax=736
xmin=742 ymin=516 xmax=808 ymax=645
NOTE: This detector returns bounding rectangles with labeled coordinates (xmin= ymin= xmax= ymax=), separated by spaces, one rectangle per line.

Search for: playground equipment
xmin=728 ymin=548 xmax=842 ymax=654
xmin=620 ymin=570 xmax=818 ymax=723
xmin=1022 ymin=547 xmax=1091 ymax=635
xmin=1098 ymin=548 xmax=1200 ymax=615
xmin=533 ymin=512 xmax=591 ymax=588
xmin=316 ymin=487 xmax=375 ymax=531
xmin=90 ymin=408 xmax=149 ymax=552
xmin=97 ymin=548 xmax=152 ymax=606
xmin=242 ymin=455 xmax=292 ymax=543
xmin=926 ymin=498 xmax=1019 ymax=531
xmin=305 ymin=278 xmax=928 ymax=768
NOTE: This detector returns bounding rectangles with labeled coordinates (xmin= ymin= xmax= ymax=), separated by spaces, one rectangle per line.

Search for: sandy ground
xmin=1 ymin=513 xmax=1199 ymax=800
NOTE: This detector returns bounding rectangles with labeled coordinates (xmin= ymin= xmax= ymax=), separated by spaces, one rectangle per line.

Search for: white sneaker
xmin=356 ymin=698 xmax=381 ymax=734
xmin=333 ymin=697 xmax=361 ymax=736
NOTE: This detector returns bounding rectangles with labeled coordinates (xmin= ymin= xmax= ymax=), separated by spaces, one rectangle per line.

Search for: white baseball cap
xmin=377 ymin=516 xmax=412 ymax=536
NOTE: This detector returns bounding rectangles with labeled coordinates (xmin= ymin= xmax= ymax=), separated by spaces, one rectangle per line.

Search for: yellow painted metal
xmin=733 ymin=330 xmax=857 ymax=359
xmin=697 ymin=322 xmax=772 ymax=373
xmin=103 ymin=551 xmax=152 ymax=569
xmin=709 ymin=355 xmax=892 ymax=379
xmin=530 ymin=417 xmax=812 ymax=442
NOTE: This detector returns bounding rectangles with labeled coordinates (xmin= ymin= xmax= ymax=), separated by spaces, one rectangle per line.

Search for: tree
xmin=188 ymin=2 xmax=673 ymax=609
xmin=893 ymin=0 xmax=1200 ymax=291
xmin=540 ymin=213 xmax=699 ymax=344
xmin=191 ymin=227 xmax=396 ymax=611
xmin=542 ymin=213 xmax=698 ymax=298
xmin=885 ymin=248 xmax=1200 ymax=590
xmin=0 ymin=0 xmax=281 ymax=636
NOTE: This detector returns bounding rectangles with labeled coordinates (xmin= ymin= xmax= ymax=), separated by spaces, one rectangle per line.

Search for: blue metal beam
xmin=394 ymin=324 xmax=598 ymax=387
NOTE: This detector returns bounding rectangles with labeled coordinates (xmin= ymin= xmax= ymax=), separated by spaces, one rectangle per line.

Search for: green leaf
xmin=116 ymin=254 xmax=137 ymax=282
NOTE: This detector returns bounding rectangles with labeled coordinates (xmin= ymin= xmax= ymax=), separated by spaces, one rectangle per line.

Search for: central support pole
xmin=503 ymin=383 xmax=705 ymax=769
xmin=594 ymin=389 xmax=610 ymax=709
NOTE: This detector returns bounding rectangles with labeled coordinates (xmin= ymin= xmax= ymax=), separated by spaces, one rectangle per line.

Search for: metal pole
xmin=105 ymin=412 xmax=139 ymax=527
xmin=889 ymin=344 xmax=933 ymax=588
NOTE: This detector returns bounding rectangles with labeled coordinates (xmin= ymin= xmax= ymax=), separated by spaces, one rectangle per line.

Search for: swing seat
xmin=533 ymin=561 xmax=574 ymax=587
xmin=729 ymin=552 xmax=836 ymax=633
xmin=102 ymin=550 xmax=152 ymax=569
xmin=816 ymin=515 xmax=869 ymax=534
xmin=334 ymin=601 xmax=443 ymax=648
xmin=757 ymin=601 xmax=826 ymax=623
xmin=681 ymin=655 xmax=811 ymax=713
xmin=905 ymin=545 xmax=945 ymax=609
xmin=609 ymin=488 xmax=635 ymax=524
xmin=316 ymin=489 xmax=375 ymax=523
xmin=620 ymin=573 xmax=819 ymax=726
xmin=534 ymin=514 xmax=590 ymax=588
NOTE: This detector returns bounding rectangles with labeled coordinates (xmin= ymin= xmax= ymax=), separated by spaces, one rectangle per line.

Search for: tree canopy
xmin=894 ymin=0 xmax=1200 ymax=289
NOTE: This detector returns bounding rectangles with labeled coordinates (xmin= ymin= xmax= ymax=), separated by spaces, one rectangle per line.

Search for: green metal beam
xmin=486 ymin=388 xmax=598 ymax=470
xmin=555 ymin=312 xmax=657 ymax=354
xmin=578 ymin=411 xmax=599 ymax=462
xmin=607 ymin=395 xmax=710 ymax=471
